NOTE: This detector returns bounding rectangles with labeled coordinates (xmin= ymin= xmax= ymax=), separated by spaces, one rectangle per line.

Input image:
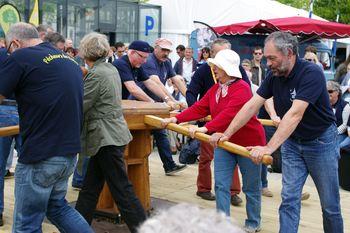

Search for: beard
xmin=270 ymin=59 xmax=290 ymax=77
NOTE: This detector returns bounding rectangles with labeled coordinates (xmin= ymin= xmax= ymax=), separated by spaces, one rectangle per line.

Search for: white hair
xmin=138 ymin=203 xmax=244 ymax=233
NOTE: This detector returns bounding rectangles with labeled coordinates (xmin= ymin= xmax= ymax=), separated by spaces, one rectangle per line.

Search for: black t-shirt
xmin=257 ymin=58 xmax=335 ymax=140
xmin=0 ymin=42 xmax=83 ymax=163
xmin=112 ymin=55 xmax=149 ymax=99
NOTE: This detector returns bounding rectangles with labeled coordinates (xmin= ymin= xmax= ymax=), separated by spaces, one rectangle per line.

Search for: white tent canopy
xmin=147 ymin=0 xmax=325 ymax=62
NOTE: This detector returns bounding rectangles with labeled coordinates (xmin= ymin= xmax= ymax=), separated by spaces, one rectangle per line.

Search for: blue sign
xmin=145 ymin=15 xmax=154 ymax=36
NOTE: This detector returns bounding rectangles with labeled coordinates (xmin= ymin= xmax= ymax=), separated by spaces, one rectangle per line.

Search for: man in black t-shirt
xmin=210 ymin=32 xmax=343 ymax=233
xmin=0 ymin=22 xmax=92 ymax=232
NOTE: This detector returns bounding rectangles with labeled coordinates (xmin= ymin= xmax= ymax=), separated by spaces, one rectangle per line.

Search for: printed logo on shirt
xmin=290 ymin=88 xmax=296 ymax=101
xmin=43 ymin=53 xmax=78 ymax=65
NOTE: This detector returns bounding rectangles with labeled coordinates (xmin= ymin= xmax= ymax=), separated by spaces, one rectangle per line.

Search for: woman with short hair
xmin=74 ymin=32 xmax=146 ymax=233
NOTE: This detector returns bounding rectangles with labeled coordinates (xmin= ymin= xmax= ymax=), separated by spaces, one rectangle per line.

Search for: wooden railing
xmin=144 ymin=115 xmax=273 ymax=165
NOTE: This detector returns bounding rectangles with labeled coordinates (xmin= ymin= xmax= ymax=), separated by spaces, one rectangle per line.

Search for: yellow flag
xmin=29 ymin=0 xmax=39 ymax=26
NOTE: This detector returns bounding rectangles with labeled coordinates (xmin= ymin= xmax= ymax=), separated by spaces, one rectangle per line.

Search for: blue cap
xmin=128 ymin=40 xmax=152 ymax=53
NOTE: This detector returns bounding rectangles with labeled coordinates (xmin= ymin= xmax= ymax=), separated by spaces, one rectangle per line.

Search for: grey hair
xmin=6 ymin=22 xmax=39 ymax=44
xmin=327 ymin=80 xmax=342 ymax=96
xmin=138 ymin=203 xmax=244 ymax=233
xmin=210 ymin=38 xmax=231 ymax=50
xmin=265 ymin=31 xmax=298 ymax=56
xmin=79 ymin=32 xmax=110 ymax=61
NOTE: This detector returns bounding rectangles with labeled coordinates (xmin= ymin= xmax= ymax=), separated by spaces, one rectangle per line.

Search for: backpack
xmin=179 ymin=139 xmax=200 ymax=164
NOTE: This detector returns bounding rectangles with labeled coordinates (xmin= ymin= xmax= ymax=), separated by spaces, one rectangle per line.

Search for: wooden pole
xmin=144 ymin=115 xmax=273 ymax=165
xmin=0 ymin=125 xmax=19 ymax=137
xmin=169 ymin=112 xmax=274 ymax=127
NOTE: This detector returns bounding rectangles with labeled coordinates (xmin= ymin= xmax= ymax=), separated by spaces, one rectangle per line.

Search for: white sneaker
xmin=243 ymin=225 xmax=261 ymax=233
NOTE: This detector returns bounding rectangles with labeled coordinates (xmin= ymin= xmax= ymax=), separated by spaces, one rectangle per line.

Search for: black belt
xmin=1 ymin=99 xmax=17 ymax=106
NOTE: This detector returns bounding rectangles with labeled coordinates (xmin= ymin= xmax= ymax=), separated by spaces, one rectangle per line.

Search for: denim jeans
xmin=337 ymin=134 xmax=350 ymax=149
xmin=75 ymin=146 xmax=146 ymax=233
xmin=13 ymin=155 xmax=93 ymax=233
xmin=0 ymin=105 xmax=21 ymax=214
xmin=214 ymin=148 xmax=261 ymax=229
xmin=279 ymin=124 xmax=343 ymax=233
xmin=72 ymin=156 xmax=89 ymax=188
xmin=152 ymin=129 xmax=176 ymax=171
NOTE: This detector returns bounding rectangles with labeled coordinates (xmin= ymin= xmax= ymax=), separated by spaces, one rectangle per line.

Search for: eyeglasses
xmin=254 ymin=52 xmax=262 ymax=55
xmin=306 ymin=58 xmax=316 ymax=62
xmin=135 ymin=51 xmax=148 ymax=60
xmin=328 ymin=90 xmax=336 ymax=94
xmin=202 ymin=51 xmax=209 ymax=54
xmin=6 ymin=41 xmax=14 ymax=54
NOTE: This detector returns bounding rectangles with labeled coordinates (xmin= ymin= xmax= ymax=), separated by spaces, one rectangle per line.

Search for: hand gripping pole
xmin=144 ymin=115 xmax=273 ymax=165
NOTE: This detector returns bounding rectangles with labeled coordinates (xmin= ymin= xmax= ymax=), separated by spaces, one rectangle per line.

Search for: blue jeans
xmin=13 ymin=155 xmax=93 ymax=233
xmin=279 ymin=124 xmax=343 ymax=233
xmin=152 ymin=129 xmax=176 ymax=171
xmin=0 ymin=105 xmax=21 ymax=214
xmin=72 ymin=156 xmax=89 ymax=188
xmin=337 ymin=134 xmax=350 ymax=149
xmin=261 ymin=125 xmax=277 ymax=188
xmin=214 ymin=148 xmax=261 ymax=229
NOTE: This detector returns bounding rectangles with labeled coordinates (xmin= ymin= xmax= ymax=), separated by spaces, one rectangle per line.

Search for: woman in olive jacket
xmin=75 ymin=32 xmax=146 ymax=233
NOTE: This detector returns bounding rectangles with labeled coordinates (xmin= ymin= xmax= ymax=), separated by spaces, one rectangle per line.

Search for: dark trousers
xmin=75 ymin=145 xmax=146 ymax=233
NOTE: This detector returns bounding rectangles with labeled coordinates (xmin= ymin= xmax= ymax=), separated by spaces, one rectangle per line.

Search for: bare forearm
xmin=150 ymin=76 xmax=176 ymax=101
xmin=172 ymin=75 xmax=187 ymax=97
xmin=144 ymin=80 xmax=168 ymax=101
xmin=267 ymin=110 xmax=303 ymax=152
xmin=264 ymin=98 xmax=278 ymax=118
xmin=130 ymin=87 xmax=154 ymax=102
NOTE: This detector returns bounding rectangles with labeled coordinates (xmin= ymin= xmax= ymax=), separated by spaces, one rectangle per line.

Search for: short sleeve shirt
xmin=112 ymin=55 xmax=149 ymax=99
xmin=0 ymin=42 xmax=83 ymax=164
xmin=257 ymin=58 xmax=335 ymax=140
xmin=141 ymin=53 xmax=176 ymax=102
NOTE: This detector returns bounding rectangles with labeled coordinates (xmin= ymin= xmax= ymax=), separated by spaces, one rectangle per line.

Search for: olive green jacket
xmin=81 ymin=59 xmax=132 ymax=157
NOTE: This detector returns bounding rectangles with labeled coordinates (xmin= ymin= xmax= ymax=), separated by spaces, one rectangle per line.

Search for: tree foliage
xmin=276 ymin=0 xmax=350 ymax=24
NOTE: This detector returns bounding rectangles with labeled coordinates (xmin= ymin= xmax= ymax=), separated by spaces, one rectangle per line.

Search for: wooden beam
xmin=169 ymin=111 xmax=274 ymax=127
xmin=0 ymin=125 xmax=19 ymax=137
xmin=144 ymin=115 xmax=273 ymax=165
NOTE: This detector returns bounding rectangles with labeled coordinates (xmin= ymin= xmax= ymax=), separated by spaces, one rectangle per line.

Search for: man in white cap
xmin=139 ymin=38 xmax=187 ymax=175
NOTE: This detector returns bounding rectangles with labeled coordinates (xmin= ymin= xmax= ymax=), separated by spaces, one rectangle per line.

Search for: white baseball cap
xmin=207 ymin=49 xmax=242 ymax=78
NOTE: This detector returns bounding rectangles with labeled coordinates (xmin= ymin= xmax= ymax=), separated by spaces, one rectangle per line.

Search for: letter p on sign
xmin=145 ymin=16 xmax=154 ymax=36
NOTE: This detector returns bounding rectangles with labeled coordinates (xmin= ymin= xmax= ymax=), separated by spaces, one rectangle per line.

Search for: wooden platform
xmin=1 ymin=152 xmax=350 ymax=233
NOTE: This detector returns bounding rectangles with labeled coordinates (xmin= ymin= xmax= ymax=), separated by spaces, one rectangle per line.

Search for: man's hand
xmin=161 ymin=117 xmax=177 ymax=128
xmin=188 ymin=125 xmax=208 ymax=138
xmin=270 ymin=115 xmax=281 ymax=127
xmin=246 ymin=145 xmax=273 ymax=164
xmin=166 ymin=100 xmax=180 ymax=110
xmin=209 ymin=132 xmax=229 ymax=147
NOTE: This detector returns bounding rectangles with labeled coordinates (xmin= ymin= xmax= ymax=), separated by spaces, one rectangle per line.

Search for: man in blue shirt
xmin=0 ymin=22 xmax=92 ymax=232
xmin=210 ymin=31 xmax=343 ymax=233
xmin=114 ymin=40 xmax=186 ymax=175
xmin=141 ymin=38 xmax=187 ymax=175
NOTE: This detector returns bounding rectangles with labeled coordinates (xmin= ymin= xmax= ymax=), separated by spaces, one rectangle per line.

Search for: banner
xmin=0 ymin=3 xmax=21 ymax=34
xmin=29 ymin=0 xmax=39 ymax=26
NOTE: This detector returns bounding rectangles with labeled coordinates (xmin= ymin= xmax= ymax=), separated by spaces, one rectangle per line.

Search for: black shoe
xmin=72 ymin=184 xmax=82 ymax=190
xmin=196 ymin=191 xmax=215 ymax=201
xmin=165 ymin=164 xmax=187 ymax=176
xmin=231 ymin=194 xmax=243 ymax=206
xmin=4 ymin=170 xmax=14 ymax=179
xmin=0 ymin=214 xmax=3 ymax=226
